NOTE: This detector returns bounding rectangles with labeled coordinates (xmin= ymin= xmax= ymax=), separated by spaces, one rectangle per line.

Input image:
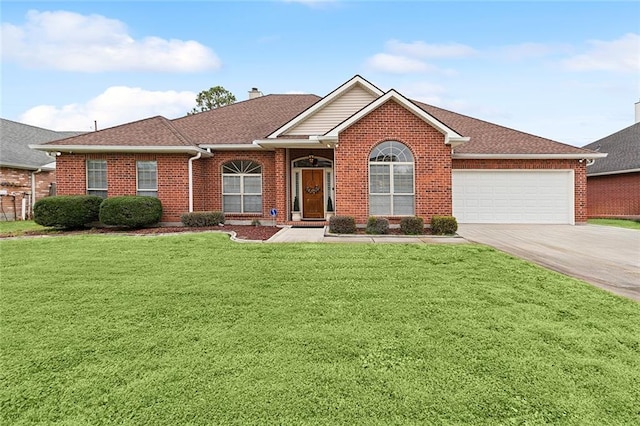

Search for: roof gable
xmin=583 ymin=122 xmax=640 ymax=175
xmin=268 ymin=75 xmax=383 ymax=138
xmin=326 ymin=90 xmax=469 ymax=146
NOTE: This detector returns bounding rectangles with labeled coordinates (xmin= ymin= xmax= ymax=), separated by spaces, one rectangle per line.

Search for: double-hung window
xmin=86 ymin=160 xmax=107 ymax=198
xmin=137 ymin=161 xmax=158 ymax=197
xmin=222 ymin=161 xmax=262 ymax=213
xmin=369 ymin=141 xmax=414 ymax=216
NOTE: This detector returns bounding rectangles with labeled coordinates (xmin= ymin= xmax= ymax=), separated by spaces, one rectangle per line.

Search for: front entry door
xmin=302 ymin=169 xmax=324 ymax=219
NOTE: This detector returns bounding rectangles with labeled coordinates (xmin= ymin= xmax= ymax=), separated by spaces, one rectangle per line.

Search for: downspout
xmin=30 ymin=168 xmax=43 ymax=220
xmin=188 ymin=152 xmax=202 ymax=213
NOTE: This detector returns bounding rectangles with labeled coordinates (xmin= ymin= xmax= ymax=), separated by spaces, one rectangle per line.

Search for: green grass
xmin=588 ymin=218 xmax=640 ymax=230
xmin=0 ymin=220 xmax=48 ymax=236
xmin=2 ymin=234 xmax=639 ymax=425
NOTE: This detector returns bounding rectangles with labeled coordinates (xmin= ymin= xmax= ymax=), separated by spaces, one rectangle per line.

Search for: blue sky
xmin=1 ymin=1 xmax=638 ymax=146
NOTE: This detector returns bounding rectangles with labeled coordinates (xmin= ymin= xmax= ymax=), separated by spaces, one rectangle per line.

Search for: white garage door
xmin=452 ymin=170 xmax=574 ymax=224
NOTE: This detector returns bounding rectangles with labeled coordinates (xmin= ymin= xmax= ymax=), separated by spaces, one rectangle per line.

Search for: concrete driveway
xmin=457 ymin=224 xmax=640 ymax=301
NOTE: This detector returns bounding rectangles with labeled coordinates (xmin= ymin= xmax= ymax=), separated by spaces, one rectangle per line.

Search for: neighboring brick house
xmin=0 ymin=119 xmax=83 ymax=220
xmin=582 ymin=118 xmax=640 ymax=218
xmin=32 ymin=75 xmax=605 ymax=225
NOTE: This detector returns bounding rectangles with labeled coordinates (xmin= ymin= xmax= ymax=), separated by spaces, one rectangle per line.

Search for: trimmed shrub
xmin=33 ymin=195 xmax=102 ymax=230
xmin=181 ymin=211 xmax=225 ymax=227
xmin=400 ymin=216 xmax=424 ymax=235
xmin=329 ymin=215 xmax=356 ymax=234
xmin=431 ymin=215 xmax=458 ymax=235
xmin=366 ymin=217 xmax=389 ymax=235
xmin=99 ymin=196 xmax=162 ymax=228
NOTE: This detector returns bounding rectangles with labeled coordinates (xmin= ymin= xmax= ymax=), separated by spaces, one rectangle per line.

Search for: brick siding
xmin=336 ymin=99 xmax=452 ymax=224
xmin=586 ymin=172 xmax=640 ymax=217
xmin=0 ymin=167 xmax=55 ymax=220
xmin=56 ymin=153 xmax=191 ymax=222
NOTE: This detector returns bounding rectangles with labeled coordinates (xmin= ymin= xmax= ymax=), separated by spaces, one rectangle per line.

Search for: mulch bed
xmin=1 ymin=225 xmax=282 ymax=241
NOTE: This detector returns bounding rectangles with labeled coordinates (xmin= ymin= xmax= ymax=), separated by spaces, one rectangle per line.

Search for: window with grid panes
xmin=222 ymin=160 xmax=262 ymax=213
xmin=369 ymin=141 xmax=414 ymax=215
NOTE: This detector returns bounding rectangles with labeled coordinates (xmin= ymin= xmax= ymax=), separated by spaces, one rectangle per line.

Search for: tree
xmin=188 ymin=86 xmax=236 ymax=115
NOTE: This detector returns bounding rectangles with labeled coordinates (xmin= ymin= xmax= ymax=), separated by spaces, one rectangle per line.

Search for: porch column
xmin=274 ymin=148 xmax=287 ymax=224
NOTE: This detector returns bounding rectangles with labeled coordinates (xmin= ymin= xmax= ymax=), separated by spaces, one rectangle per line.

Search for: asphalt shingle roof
xmin=172 ymin=94 xmax=321 ymax=144
xmin=582 ymin=122 xmax=640 ymax=175
xmin=44 ymin=116 xmax=195 ymax=147
xmin=34 ymin=89 xmax=600 ymax=157
xmin=414 ymin=101 xmax=596 ymax=156
xmin=0 ymin=118 xmax=84 ymax=169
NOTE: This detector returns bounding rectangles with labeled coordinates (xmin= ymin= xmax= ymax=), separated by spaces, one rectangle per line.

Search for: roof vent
xmin=248 ymin=87 xmax=263 ymax=100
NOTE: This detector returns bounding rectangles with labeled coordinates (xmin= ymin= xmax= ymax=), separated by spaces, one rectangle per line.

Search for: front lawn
xmin=1 ymin=234 xmax=639 ymax=424
xmin=0 ymin=220 xmax=48 ymax=237
xmin=588 ymin=218 xmax=640 ymax=230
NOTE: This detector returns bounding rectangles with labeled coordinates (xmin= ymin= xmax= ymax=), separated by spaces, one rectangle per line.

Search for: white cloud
xmin=562 ymin=33 xmax=640 ymax=73
xmin=386 ymin=40 xmax=476 ymax=58
xmin=366 ymin=40 xmax=474 ymax=75
xmin=19 ymin=86 xmax=196 ymax=131
xmin=366 ymin=53 xmax=434 ymax=74
xmin=1 ymin=10 xmax=221 ymax=72
xmin=495 ymin=42 xmax=571 ymax=61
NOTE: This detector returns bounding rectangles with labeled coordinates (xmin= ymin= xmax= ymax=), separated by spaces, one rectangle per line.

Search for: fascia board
xmin=200 ymin=144 xmax=265 ymax=151
xmin=28 ymin=145 xmax=212 ymax=156
xmin=587 ymin=167 xmax=640 ymax=177
xmin=253 ymin=138 xmax=328 ymax=149
xmin=452 ymin=153 xmax=609 ymax=160
xmin=267 ymin=75 xmax=385 ymax=139
xmin=325 ymin=90 xmax=465 ymax=141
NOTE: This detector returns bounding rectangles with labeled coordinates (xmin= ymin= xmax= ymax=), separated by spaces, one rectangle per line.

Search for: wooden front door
xmin=302 ymin=169 xmax=324 ymax=219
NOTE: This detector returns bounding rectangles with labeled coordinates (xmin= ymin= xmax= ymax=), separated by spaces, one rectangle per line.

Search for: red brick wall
xmin=0 ymin=167 xmax=55 ymax=220
xmin=453 ymin=159 xmax=588 ymax=223
xmin=587 ymin=172 xmax=640 ymax=217
xmin=201 ymin=151 xmax=277 ymax=222
xmin=335 ymin=99 xmax=452 ymax=224
xmin=56 ymin=153 xmax=191 ymax=222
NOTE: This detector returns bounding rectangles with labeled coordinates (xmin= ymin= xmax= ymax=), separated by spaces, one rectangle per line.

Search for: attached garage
xmin=452 ymin=170 xmax=575 ymax=224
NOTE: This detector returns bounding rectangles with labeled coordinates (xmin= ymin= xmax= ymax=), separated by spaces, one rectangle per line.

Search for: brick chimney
xmin=248 ymin=88 xmax=262 ymax=100
xmin=635 ymin=100 xmax=640 ymax=123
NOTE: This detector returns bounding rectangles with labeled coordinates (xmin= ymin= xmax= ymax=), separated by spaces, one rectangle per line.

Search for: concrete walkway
xmin=457 ymin=224 xmax=640 ymax=301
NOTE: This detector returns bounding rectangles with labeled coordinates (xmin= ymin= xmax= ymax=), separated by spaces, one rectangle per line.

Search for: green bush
xmin=99 ymin=196 xmax=162 ymax=228
xmin=431 ymin=215 xmax=458 ymax=235
xmin=329 ymin=215 xmax=356 ymax=234
xmin=33 ymin=195 xmax=102 ymax=230
xmin=400 ymin=216 xmax=424 ymax=235
xmin=181 ymin=211 xmax=225 ymax=227
xmin=366 ymin=217 xmax=389 ymax=234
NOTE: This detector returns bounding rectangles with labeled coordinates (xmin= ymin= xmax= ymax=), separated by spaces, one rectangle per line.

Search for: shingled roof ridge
xmin=413 ymin=99 xmax=597 ymax=154
xmin=155 ymin=116 xmax=196 ymax=147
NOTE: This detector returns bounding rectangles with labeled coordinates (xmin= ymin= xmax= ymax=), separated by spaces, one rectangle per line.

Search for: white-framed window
xmin=86 ymin=159 xmax=107 ymax=198
xmin=369 ymin=141 xmax=414 ymax=216
xmin=137 ymin=161 xmax=158 ymax=197
xmin=222 ymin=160 xmax=262 ymax=213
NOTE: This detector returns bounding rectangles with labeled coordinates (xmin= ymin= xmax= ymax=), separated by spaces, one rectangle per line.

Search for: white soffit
xmin=267 ymin=75 xmax=384 ymax=138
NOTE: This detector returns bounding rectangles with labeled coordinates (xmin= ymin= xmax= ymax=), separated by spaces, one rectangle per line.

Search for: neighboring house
xmin=31 ymin=75 xmax=605 ymax=225
xmin=582 ymin=112 xmax=640 ymax=218
xmin=0 ymin=118 xmax=83 ymax=220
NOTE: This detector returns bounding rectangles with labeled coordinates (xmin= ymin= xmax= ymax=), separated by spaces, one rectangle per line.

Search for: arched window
xmin=222 ymin=160 xmax=262 ymax=213
xmin=369 ymin=141 xmax=414 ymax=215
